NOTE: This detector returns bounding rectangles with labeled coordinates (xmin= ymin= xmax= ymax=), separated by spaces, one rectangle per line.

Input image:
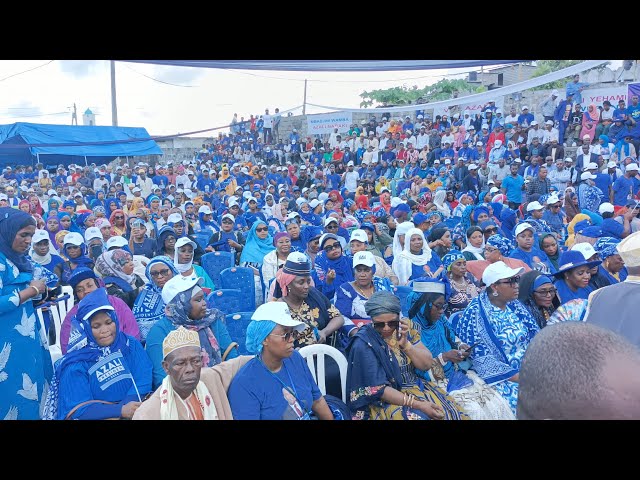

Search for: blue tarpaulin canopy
xmin=0 ymin=122 xmax=163 ymax=168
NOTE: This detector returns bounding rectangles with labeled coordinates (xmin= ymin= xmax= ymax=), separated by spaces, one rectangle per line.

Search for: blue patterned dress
xmin=451 ymin=292 xmax=539 ymax=414
xmin=0 ymin=253 xmax=53 ymax=419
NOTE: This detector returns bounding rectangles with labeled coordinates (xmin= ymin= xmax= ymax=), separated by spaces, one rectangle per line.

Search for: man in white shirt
xmin=441 ymin=128 xmax=454 ymax=146
xmin=365 ymin=131 xmax=379 ymax=151
xmin=541 ymin=120 xmax=559 ymax=145
xmin=403 ymin=130 xmax=416 ymax=150
xmin=93 ymin=170 xmax=110 ymax=193
xmin=596 ymin=100 xmax=615 ymax=138
xmin=328 ymin=128 xmax=340 ymax=149
xmin=342 ymin=161 xmax=360 ymax=191
xmin=415 ymin=126 xmax=429 ymax=150
xmin=504 ymin=107 xmax=519 ymax=127
xmin=262 ymin=109 xmax=273 ymax=144
xmin=549 ymin=158 xmax=571 ymax=191
xmin=135 ymin=169 xmax=154 ymax=198
xmin=527 ymin=121 xmax=543 ymax=146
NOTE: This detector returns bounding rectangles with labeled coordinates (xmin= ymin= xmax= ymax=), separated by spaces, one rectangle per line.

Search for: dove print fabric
xmin=0 ymin=208 xmax=53 ymax=419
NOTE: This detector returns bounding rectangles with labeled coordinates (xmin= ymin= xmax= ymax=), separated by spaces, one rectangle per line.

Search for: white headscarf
xmin=393 ymin=228 xmax=433 ymax=285
xmin=29 ymin=229 xmax=60 ymax=266
xmin=392 ymin=221 xmax=415 ymax=258
xmin=433 ymin=190 xmax=451 ymax=218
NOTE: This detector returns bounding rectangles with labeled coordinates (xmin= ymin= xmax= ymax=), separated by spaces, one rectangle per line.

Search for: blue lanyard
xmin=257 ymin=355 xmax=311 ymax=417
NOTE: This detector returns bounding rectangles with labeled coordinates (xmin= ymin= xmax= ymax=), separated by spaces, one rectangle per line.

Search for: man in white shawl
xmin=392 ymin=228 xmax=444 ymax=285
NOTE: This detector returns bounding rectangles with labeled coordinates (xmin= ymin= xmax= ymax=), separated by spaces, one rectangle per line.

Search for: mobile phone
xmin=464 ymin=342 xmax=480 ymax=352
xmin=397 ymin=318 xmax=404 ymax=340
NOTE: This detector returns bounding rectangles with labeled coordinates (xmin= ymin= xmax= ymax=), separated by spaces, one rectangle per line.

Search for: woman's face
xmin=100 ymin=225 xmax=111 ymax=240
xmin=476 ymin=212 xmax=489 ymax=224
xmin=60 ymin=217 xmax=71 ymax=229
xmin=450 ymin=258 xmax=467 ymax=278
xmin=47 ymin=218 xmax=59 ymax=232
xmin=354 ymin=265 xmax=373 ymax=287
xmin=122 ymin=259 xmax=134 ymax=276
xmin=325 ymin=200 xmax=334 ymax=211
xmin=109 ymin=202 xmax=118 ymax=212
xmin=329 ymin=193 xmax=337 ymax=202
xmin=429 ymin=295 xmax=446 ymax=322
xmin=256 ymin=223 xmax=269 ymax=239
xmin=565 ymin=267 xmax=591 ymax=290
xmin=186 ymin=204 xmax=194 ymax=214
xmin=307 ymin=237 xmax=320 ymax=254
xmin=276 ymin=236 xmax=292 ymax=255
xmin=150 ymin=262 xmax=174 ymax=288
xmin=66 ymin=244 xmax=82 ymax=259
xmin=264 ymin=325 xmax=296 ymax=358
xmin=533 ymin=283 xmax=556 ymax=308
xmin=492 ymin=275 xmax=520 ymax=302
xmin=189 ymin=289 xmax=207 ymax=320
xmin=323 ymin=238 xmax=342 ymax=260
xmin=85 ymin=216 xmax=96 ymax=228
xmin=440 ymin=230 xmax=452 ymax=248
xmin=34 ymin=239 xmax=50 ymax=256
xmin=19 ymin=203 xmax=30 ymax=213
xmin=288 ymin=275 xmax=311 ymax=299
xmin=90 ymin=311 xmax=117 ymax=347
xmin=76 ymin=277 xmax=98 ymax=300
xmin=173 ymin=221 xmax=186 ymax=236
xmin=469 ymin=230 xmax=484 ymax=248
xmin=372 ymin=312 xmax=399 ymax=340
xmin=409 ymin=234 xmax=423 ymax=253
xmin=484 ymin=244 xmax=502 ymax=263
xmin=541 ymin=236 xmax=558 ymax=257
xmin=114 ymin=213 xmax=125 ymax=226
xmin=606 ymin=254 xmax=625 ymax=273
xmin=300 ymin=203 xmax=310 ymax=213
xmin=165 ymin=235 xmax=176 ymax=251
xmin=285 ymin=222 xmax=300 ymax=239
xmin=30 ymin=198 xmax=38 ymax=208
xmin=151 ymin=199 xmax=160 ymax=210
xmin=516 ymin=230 xmax=534 ymax=251
xmin=178 ymin=244 xmax=194 ymax=265
xmin=50 ymin=201 xmax=59 ymax=211
xmin=446 ymin=192 xmax=454 ymax=202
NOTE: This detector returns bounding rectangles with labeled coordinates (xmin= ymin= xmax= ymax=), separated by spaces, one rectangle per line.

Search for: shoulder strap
xmin=65 ymin=399 xmax=117 ymax=420
xmin=222 ymin=342 xmax=239 ymax=361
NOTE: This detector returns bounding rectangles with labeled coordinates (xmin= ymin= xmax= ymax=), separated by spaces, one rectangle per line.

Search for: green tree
xmin=530 ymin=60 xmax=608 ymax=90
xmin=359 ymin=79 xmax=485 ymax=108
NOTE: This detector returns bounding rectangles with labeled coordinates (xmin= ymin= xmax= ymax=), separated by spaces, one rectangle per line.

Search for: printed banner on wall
xmin=580 ymin=86 xmax=627 ymax=106
xmin=432 ymin=98 xmax=505 ymax=121
xmin=307 ymin=112 xmax=353 ymax=135
xmin=628 ymin=83 xmax=640 ymax=102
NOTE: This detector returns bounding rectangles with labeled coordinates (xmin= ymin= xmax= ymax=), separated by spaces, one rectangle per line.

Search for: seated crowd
xmin=3 ymin=96 xmax=640 ymax=420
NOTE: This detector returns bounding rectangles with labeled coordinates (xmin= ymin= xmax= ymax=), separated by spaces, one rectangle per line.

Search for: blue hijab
xmin=105 ymin=198 xmax=121 ymax=212
xmin=42 ymin=287 xmax=133 ymax=420
xmin=64 ymin=242 xmax=94 ymax=268
xmin=500 ymin=208 xmax=518 ymax=241
xmin=156 ymin=226 xmax=177 ymax=255
xmin=240 ymin=221 xmax=275 ymax=264
xmin=0 ymin=207 xmax=36 ymax=273
xmin=132 ymin=257 xmax=179 ymax=341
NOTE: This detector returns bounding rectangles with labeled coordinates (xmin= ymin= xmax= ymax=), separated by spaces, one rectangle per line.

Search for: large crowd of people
xmin=2 ymin=79 xmax=640 ymax=421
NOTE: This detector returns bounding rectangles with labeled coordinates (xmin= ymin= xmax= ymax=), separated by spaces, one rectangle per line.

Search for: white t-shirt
xmin=344 ymin=171 xmax=359 ymax=191
xmin=262 ymin=114 xmax=273 ymax=129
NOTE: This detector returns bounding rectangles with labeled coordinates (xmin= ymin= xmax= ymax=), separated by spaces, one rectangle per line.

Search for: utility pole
xmin=303 ymin=79 xmax=307 ymax=115
xmin=110 ymin=60 xmax=118 ymax=126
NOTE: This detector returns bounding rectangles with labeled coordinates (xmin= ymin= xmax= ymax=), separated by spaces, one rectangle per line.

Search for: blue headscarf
xmin=0 ymin=207 xmax=37 ymax=273
xmin=355 ymin=209 xmax=374 ymax=224
xmin=245 ymin=319 xmax=277 ymax=354
xmin=132 ymin=257 xmax=179 ymax=341
xmin=105 ymin=198 xmax=121 ymax=212
xmin=198 ymin=211 xmax=221 ymax=233
xmin=240 ymin=221 xmax=275 ymax=265
xmin=64 ymin=241 xmax=94 ymax=268
xmin=42 ymin=287 xmax=133 ymax=420
xmin=314 ymin=248 xmax=354 ymax=287
xmin=301 ymin=225 xmax=323 ymax=245
xmin=472 ymin=206 xmax=490 ymax=224
xmin=164 ymin=282 xmax=223 ymax=368
xmin=487 ymin=234 xmax=513 ymax=257
xmin=490 ymin=202 xmax=504 ymax=219
xmin=156 ymin=226 xmax=177 ymax=255
xmin=442 ymin=251 xmax=464 ymax=271
xmin=500 ymin=207 xmax=518 ymax=241
xmin=594 ymin=236 xmax=620 ymax=259
xmin=62 ymin=200 xmax=76 ymax=211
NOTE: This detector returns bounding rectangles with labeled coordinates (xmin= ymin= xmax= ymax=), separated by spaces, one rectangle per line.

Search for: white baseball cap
xmin=167 ymin=213 xmax=184 ymax=224
xmin=161 ymin=274 xmax=204 ymax=304
xmin=626 ymin=163 xmax=639 ymax=172
xmin=309 ymin=199 xmax=321 ymax=209
xmin=198 ymin=205 xmax=212 ymax=215
xmin=482 ymin=261 xmax=524 ymax=288
xmin=521 ymin=105 xmax=529 ymax=111
xmin=468 ymin=164 xmax=478 ymax=170
xmin=287 ymin=212 xmax=300 ymax=220
xmin=349 ymin=229 xmax=368 ymax=244
xmin=31 ymin=229 xmax=50 ymax=245
xmin=607 ymin=161 xmax=618 ymax=169
xmin=580 ymin=172 xmax=597 ymax=181
xmin=530 ymin=121 xmax=538 ymax=126
xmin=84 ymin=227 xmax=102 ymax=243
xmin=347 ymin=161 xmax=354 ymax=167
xmin=526 ymin=201 xmax=544 ymax=212
xmin=572 ymin=242 xmax=597 ymax=260
xmin=251 ymin=301 xmax=306 ymax=332
xmin=221 ymin=213 xmax=235 ymax=222
xmin=481 ymin=124 xmax=489 ymax=130
xmin=514 ymin=222 xmax=535 ymax=237
xmin=599 ymin=202 xmax=615 ymax=214
xmin=494 ymin=140 xmax=503 ymax=148
xmin=175 ymin=236 xmax=197 ymax=250
xmin=489 ymin=187 xmax=500 ymax=194
xmin=63 ymin=232 xmax=84 ymax=246
xmin=545 ymin=120 xmax=554 ymax=126
xmin=352 ymin=250 xmax=375 ymax=268
xmin=587 ymin=162 xmax=599 ymax=170
xmin=476 ymin=141 xmax=483 ymax=147
xmin=132 ymin=187 xmax=141 ymax=193
xmin=546 ymin=195 xmax=560 ymax=205
xmin=106 ymin=236 xmax=128 ymax=249
xmin=444 ymin=159 xmax=451 ymax=165
xmin=228 ymin=198 xmax=239 ymax=208
xmin=324 ymin=217 xmax=338 ymax=227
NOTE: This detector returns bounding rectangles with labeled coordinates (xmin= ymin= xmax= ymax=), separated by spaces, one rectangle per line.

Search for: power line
xmin=0 ymin=111 xmax=67 ymax=119
xmin=121 ymin=63 xmax=197 ymax=87
xmin=0 ymin=60 xmax=55 ymax=83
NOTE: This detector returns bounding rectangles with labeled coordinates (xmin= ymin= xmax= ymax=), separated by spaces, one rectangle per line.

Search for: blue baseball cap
xmin=412 ymin=212 xmax=429 ymax=225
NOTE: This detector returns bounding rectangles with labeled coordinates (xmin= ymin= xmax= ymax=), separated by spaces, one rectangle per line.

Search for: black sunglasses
xmin=114 ymin=215 xmax=124 ymax=219
xmin=326 ymin=224 xmax=338 ymax=229
xmin=323 ymin=242 xmax=341 ymax=252
xmin=150 ymin=268 xmax=171 ymax=278
xmin=484 ymin=227 xmax=498 ymax=234
xmin=496 ymin=275 xmax=521 ymax=286
xmin=256 ymin=227 xmax=268 ymax=232
xmin=373 ymin=320 xmax=400 ymax=331
xmin=269 ymin=330 xmax=300 ymax=342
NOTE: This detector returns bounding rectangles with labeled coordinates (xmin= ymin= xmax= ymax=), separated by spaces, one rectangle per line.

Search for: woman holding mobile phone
xmin=407 ymin=277 xmax=515 ymax=419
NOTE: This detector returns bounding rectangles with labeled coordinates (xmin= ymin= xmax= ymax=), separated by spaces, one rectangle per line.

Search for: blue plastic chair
xmin=393 ymin=286 xmax=412 ymax=317
xmin=206 ymin=289 xmax=243 ymax=315
xmin=200 ymin=251 xmax=235 ymax=289
xmin=193 ymin=232 xmax=211 ymax=251
xmin=219 ymin=266 xmax=256 ymax=311
xmin=225 ymin=312 xmax=253 ymax=355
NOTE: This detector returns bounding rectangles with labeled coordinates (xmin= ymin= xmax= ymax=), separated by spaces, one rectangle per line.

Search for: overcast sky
xmin=0 ymin=60 xmax=623 ymax=137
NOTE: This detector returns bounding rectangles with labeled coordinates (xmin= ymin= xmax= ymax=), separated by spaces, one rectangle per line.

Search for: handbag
xmin=65 ymin=399 xmax=119 ymax=420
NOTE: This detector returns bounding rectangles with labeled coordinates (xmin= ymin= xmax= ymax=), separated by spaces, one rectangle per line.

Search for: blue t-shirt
xmin=502 ymin=175 xmax=525 ymax=203
xmin=228 ymin=351 xmax=322 ymax=420
xmin=409 ymin=254 xmax=443 ymax=280
xmin=509 ymin=247 xmax=556 ymax=273
xmin=612 ymin=176 xmax=636 ymax=207
xmin=554 ymin=278 xmax=593 ymax=303
xmin=601 ymin=218 xmax=625 ymax=239
xmin=593 ymin=173 xmax=612 ymax=200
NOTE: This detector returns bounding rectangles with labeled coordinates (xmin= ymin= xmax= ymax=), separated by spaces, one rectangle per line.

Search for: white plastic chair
xmin=35 ymin=286 xmax=74 ymax=366
xmin=298 ymin=344 xmax=348 ymax=403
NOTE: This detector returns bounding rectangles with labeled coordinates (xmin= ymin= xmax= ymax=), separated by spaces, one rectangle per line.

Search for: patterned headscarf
xmin=593 ymin=237 xmax=621 ymax=260
xmin=442 ymin=251 xmax=464 ymax=271
xmin=94 ymin=249 xmax=135 ymax=285
xmin=487 ymin=234 xmax=513 ymax=257
xmin=164 ymin=283 xmax=222 ymax=368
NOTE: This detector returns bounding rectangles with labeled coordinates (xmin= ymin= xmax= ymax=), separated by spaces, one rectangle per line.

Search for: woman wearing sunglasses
xmin=261 ymin=232 xmax=292 ymax=299
xmin=228 ymin=302 xmax=334 ymax=420
xmin=517 ymin=271 xmax=561 ymax=329
xmin=109 ymin=209 xmax=128 ymax=237
xmin=345 ymin=291 xmax=467 ymax=420
xmin=240 ymin=220 xmax=276 ymax=305
xmin=452 ymin=261 xmax=539 ymax=415
xmin=313 ymin=233 xmax=353 ymax=300
xmin=407 ymin=278 xmax=515 ymax=419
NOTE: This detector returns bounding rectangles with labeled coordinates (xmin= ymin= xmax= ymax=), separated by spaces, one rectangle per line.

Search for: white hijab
xmin=392 ymin=221 xmax=415 ymax=259
xmin=393 ymin=228 xmax=433 ymax=285
xmin=433 ymin=190 xmax=451 ymax=218
xmin=29 ymin=229 xmax=60 ymax=266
